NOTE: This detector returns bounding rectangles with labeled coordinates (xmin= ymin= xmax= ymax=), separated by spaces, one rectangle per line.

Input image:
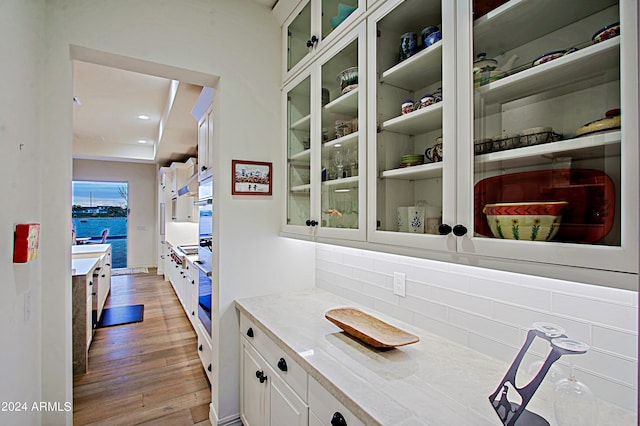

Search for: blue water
xmin=73 ymin=217 xmax=127 ymax=268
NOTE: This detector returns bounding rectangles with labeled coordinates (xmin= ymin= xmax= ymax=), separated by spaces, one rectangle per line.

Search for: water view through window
xmin=72 ymin=180 xmax=128 ymax=268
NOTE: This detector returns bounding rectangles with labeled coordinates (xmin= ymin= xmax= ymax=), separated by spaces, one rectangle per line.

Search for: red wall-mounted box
xmin=13 ymin=223 xmax=40 ymax=263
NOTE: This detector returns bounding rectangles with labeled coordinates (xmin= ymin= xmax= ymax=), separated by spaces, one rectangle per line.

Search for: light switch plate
xmin=393 ymin=272 xmax=406 ymax=297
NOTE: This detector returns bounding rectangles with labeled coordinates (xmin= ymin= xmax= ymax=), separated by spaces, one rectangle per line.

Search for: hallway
xmin=73 ymin=271 xmax=211 ymax=425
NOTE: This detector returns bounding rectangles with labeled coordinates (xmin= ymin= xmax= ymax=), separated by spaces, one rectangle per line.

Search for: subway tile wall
xmin=316 ymin=244 xmax=638 ymax=413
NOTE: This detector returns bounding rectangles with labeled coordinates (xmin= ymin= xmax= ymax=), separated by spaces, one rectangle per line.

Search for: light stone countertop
xmin=235 ymin=288 xmax=636 ymax=426
xmin=71 ymin=256 xmax=103 ymax=277
xmin=71 ymin=243 xmax=110 ymax=256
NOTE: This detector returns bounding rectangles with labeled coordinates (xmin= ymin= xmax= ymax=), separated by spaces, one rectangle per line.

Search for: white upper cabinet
xmin=280 ymin=0 xmax=639 ymax=287
xmin=368 ymin=0 xmax=456 ymax=252
xmin=282 ymin=0 xmax=366 ymax=81
xmin=283 ymin=23 xmax=367 ymax=241
xmin=455 ymin=0 xmax=637 ymax=277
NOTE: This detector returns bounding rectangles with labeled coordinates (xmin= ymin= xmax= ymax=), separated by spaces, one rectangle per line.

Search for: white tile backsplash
xmin=315 ymin=244 xmax=638 ymax=413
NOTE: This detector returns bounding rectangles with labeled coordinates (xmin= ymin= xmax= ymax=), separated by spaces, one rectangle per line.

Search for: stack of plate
xmin=400 ymin=154 xmax=424 ymax=167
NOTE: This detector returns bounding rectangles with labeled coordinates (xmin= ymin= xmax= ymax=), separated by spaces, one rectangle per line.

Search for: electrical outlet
xmin=393 ymin=272 xmax=406 ymax=297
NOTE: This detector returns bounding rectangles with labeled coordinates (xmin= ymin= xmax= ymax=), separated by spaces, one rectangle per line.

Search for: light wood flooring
xmin=73 ymin=270 xmax=212 ymax=425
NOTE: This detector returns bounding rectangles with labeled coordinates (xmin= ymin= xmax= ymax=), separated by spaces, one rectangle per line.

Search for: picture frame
xmin=232 ymin=160 xmax=272 ymax=196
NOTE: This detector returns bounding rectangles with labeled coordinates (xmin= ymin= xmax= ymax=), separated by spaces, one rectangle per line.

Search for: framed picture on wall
xmin=231 ymin=160 xmax=272 ymax=196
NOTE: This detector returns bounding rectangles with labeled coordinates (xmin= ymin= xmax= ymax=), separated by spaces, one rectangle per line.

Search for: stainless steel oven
xmin=195 ymin=176 xmax=213 ymax=336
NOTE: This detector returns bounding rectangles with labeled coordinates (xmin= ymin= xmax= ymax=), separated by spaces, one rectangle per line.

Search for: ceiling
xmin=72 ymin=60 xmax=202 ymax=166
xmin=72 ymin=0 xmax=278 ymax=167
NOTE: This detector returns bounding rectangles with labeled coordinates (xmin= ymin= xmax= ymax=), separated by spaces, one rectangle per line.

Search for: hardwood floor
xmin=73 ymin=271 xmax=212 ymax=426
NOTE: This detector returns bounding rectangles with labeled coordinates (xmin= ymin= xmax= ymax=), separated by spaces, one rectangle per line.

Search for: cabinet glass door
xmin=369 ymin=0 xmax=454 ymax=247
xmin=465 ymin=0 xmax=636 ymax=272
xmin=286 ymin=75 xmax=312 ymax=228
xmin=318 ymin=24 xmax=365 ymax=238
xmin=287 ymin=1 xmax=312 ymax=73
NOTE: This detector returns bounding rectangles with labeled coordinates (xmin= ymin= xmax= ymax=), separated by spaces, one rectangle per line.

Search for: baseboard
xmin=210 ymin=404 xmax=241 ymax=426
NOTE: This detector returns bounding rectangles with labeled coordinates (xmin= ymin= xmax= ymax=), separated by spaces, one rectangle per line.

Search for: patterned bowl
xmin=483 ymin=201 xmax=568 ymax=241
xmin=336 ymin=66 xmax=358 ymax=94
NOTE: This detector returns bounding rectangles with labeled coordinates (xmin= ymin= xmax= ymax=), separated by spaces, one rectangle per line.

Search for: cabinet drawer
xmin=308 ymin=376 xmax=365 ymax=426
xmin=197 ymin=322 xmax=213 ymax=382
xmin=240 ymin=313 xmax=308 ymax=401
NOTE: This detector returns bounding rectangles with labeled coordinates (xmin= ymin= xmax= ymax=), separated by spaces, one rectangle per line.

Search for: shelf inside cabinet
xmin=475 ymin=37 xmax=620 ymax=104
xmin=290 ymin=183 xmax=311 ymax=193
xmin=473 ymin=0 xmax=618 ymax=56
xmin=323 ymin=131 xmax=358 ymax=149
xmin=380 ymin=162 xmax=443 ymax=180
xmin=324 ymin=87 xmax=359 ymax=115
xmin=475 ymin=130 xmax=621 ymax=172
xmin=380 ymin=41 xmax=443 ymax=91
xmin=290 ymin=149 xmax=311 ymax=162
xmin=322 ymin=176 xmax=359 ymax=188
xmin=381 ymin=102 xmax=443 ymax=136
xmin=291 ymin=114 xmax=311 ymax=131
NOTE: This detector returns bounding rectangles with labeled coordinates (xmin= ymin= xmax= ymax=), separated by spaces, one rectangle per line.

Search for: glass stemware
xmin=552 ymin=338 xmax=597 ymax=426
xmin=334 ymin=150 xmax=344 ymax=179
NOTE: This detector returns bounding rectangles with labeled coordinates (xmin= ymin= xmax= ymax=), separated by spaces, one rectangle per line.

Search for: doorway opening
xmin=72 ymin=180 xmax=128 ymax=268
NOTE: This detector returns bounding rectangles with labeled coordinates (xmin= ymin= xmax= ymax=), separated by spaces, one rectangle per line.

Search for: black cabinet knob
xmin=305 ymin=219 xmax=318 ymax=227
xmin=438 ymin=224 xmax=452 ymax=235
xmin=277 ymin=358 xmax=288 ymax=372
xmin=207 ymin=364 xmax=212 ymax=372
xmin=198 ymin=344 xmax=203 ymax=351
xmin=255 ymin=370 xmax=267 ymax=383
xmin=306 ymin=35 xmax=318 ymax=47
xmin=191 ymin=280 xmax=195 ymax=285
xmin=246 ymin=327 xmax=254 ymax=338
xmin=452 ymin=224 xmax=468 ymax=237
xmin=331 ymin=412 xmax=347 ymax=426
xmin=201 ymin=165 xmax=208 ymax=171
xmin=192 ymin=311 xmax=195 ymax=316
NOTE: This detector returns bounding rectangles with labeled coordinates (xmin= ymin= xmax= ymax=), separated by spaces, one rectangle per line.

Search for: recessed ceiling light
xmin=138 ymin=139 xmax=147 ymax=144
xmin=137 ymin=114 xmax=150 ymax=120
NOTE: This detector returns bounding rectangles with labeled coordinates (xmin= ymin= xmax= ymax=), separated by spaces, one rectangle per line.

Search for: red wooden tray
xmin=474 ymin=169 xmax=615 ymax=243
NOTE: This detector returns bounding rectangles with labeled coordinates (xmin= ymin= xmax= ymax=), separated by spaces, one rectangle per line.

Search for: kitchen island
xmin=72 ymin=244 xmax=112 ymax=375
xmin=235 ymin=288 xmax=635 ymax=426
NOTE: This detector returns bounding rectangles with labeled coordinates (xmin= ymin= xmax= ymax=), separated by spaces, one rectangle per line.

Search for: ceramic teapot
xmin=425 ymin=137 xmax=443 ymax=163
xmin=473 ymin=52 xmax=518 ymax=87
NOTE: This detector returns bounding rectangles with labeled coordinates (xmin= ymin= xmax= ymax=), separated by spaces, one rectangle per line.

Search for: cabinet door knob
xmin=192 ymin=311 xmax=195 ymax=316
xmin=306 ymin=35 xmax=318 ymax=48
xmin=331 ymin=412 xmax=347 ymax=426
xmin=306 ymin=219 xmax=318 ymax=227
xmin=438 ymin=224 xmax=452 ymax=235
xmin=255 ymin=370 xmax=267 ymax=383
xmin=277 ymin=357 xmax=288 ymax=372
xmin=246 ymin=327 xmax=254 ymax=338
xmin=201 ymin=165 xmax=208 ymax=171
xmin=452 ymin=224 xmax=468 ymax=237
xmin=198 ymin=344 xmax=203 ymax=351
xmin=207 ymin=364 xmax=212 ymax=372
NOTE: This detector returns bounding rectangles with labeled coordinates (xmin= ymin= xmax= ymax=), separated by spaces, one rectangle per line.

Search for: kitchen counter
xmin=235 ymin=288 xmax=635 ymax=426
xmin=72 ymin=256 xmax=102 ymax=276
xmin=72 ymin=243 xmax=111 ymax=256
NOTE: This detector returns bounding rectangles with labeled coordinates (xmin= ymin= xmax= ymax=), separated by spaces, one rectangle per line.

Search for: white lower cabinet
xmin=241 ymin=339 xmax=308 ymax=426
xmin=197 ymin=322 xmax=213 ymax=382
xmin=308 ymin=376 xmax=365 ymax=426
xmin=240 ymin=312 xmax=367 ymax=426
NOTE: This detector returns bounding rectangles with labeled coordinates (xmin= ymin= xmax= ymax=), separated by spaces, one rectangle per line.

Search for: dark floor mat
xmin=97 ymin=304 xmax=144 ymax=328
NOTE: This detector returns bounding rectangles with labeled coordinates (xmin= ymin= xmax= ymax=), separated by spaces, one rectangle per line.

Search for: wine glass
xmin=552 ymin=338 xmax=597 ymax=426
xmin=334 ymin=150 xmax=344 ymax=179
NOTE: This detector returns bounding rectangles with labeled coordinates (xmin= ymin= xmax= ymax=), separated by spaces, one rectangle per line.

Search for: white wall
xmin=73 ymin=159 xmax=157 ymax=268
xmin=0 ymin=0 xmax=46 ymax=423
xmin=317 ymin=244 xmax=638 ymax=413
xmin=38 ymin=1 xmax=315 ymax=425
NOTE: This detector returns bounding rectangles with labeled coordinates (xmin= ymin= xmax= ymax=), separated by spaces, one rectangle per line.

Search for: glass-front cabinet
xmin=283 ymin=23 xmax=367 ymax=241
xmin=455 ymin=0 xmax=638 ymax=274
xmin=283 ymin=0 xmax=638 ymax=283
xmin=368 ymin=0 xmax=456 ymax=250
xmin=283 ymin=0 xmax=365 ymax=79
